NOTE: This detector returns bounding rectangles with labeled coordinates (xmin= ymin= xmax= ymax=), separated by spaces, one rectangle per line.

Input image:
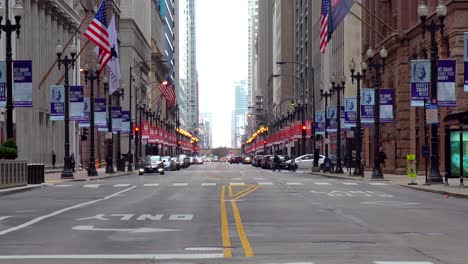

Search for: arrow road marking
xmin=0 ymin=216 xmax=12 ymax=221
xmin=72 ymin=225 xmax=180 ymax=233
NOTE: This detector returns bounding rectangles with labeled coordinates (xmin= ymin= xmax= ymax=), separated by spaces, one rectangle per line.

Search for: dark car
xmin=261 ymin=155 xmax=272 ymax=169
xmin=230 ymin=156 xmax=242 ymax=164
xmin=177 ymin=154 xmax=191 ymax=168
xmin=171 ymin=157 xmax=181 ymax=170
xmin=253 ymin=155 xmax=264 ymax=167
xmin=139 ymin=155 xmax=164 ymax=175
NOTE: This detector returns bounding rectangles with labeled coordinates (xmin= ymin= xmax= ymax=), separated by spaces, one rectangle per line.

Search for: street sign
xmin=422 ymin=145 xmax=429 ymax=158
xmin=407 ymin=154 xmax=417 ymax=184
xmin=425 ymin=103 xmax=438 ymax=124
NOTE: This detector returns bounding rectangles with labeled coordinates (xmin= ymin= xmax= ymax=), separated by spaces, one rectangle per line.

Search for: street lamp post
xmin=349 ymin=58 xmax=367 ymax=176
xmin=83 ymin=63 xmax=101 ymax=177
xmin=366 ymin=46 xmax=388 ymax=179
xmin=137 ymin=103 xmax=145 ymax=160
xmin=0 ymin=0 xmax=21 ymax=140
xmin=418 ymin=0 xmax=447 ymax=183
xmin=55 ymin=42 xmax=77 ymax=179
xmin=331 ymin=75 xmax=346 ymax=173
xmin=113 ymin=86 xmax=124 ymax=171
xmin=103 ymin=77 xmax=114 ymax=174
xmin=320 ymin=87 xmax=333 ymax=159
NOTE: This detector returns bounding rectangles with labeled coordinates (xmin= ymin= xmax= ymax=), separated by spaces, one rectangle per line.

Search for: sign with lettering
xmin=380 ymin=88 xmax=393 ymax=123
xmin=437 ymin=60 xmax=456 ymax=107
xmin=411 ymin=60 xmax=430 ymax=106
xmin=13 ymin=60 xmax=33 ymax=107
xmin=70 ymin=86 xmax=84 ymax=120
xmin=50 ymin=85 xmax=64 ymax=121
xmin=361 ymin=88 xmax=375 ymax=123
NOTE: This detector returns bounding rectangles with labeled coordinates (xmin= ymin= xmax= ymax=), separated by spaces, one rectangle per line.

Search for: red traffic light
xmin=134 ymin=127 xmax=139 ymax=132
xmin=177 ymin=141 xmax=182 ymax=145
xmin=302 ymin=125 xmax=307 ymax=130
xmin=263 ymin=140 xmax=267 ymax=144
xmin=194 ymin=146 xmax=198 ymax=151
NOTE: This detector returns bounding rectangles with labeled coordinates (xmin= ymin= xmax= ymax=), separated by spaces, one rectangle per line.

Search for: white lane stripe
xmin=0 ymin=253 xmax=224 ymax=260
xmin=286 ymin=182 xmax=303 ymax=185
xmin=369 ymin=182 xmax=388 ymax=185
xmin=172 ymin=183 xmax=188 ymax=186
xmin=314 ymin=182 xmax=331 ymax=185
xmin=83 ymin=184 xmax=101 ymax=188
xmin=143 ymin=183 xmax=160 ymax=187
xmin=0 ymin=187 xmax=135 ymax=236
xmin=201 ymin=183 xmax=216 ymax=186
xmin=113 ymin=184 xmax=131 ymax=187
xmin=258 ymin=182 xmax=273 ymax=185
xmin=374 ymin=262 xmax=433 ymax=264
xmin=232 ymin=177 xmax=243 ymax=180
xmin=54 ymin=185 xmax=72 ymax=187
xmin=230 ymin=182 xmax=245 ymax=186
xmin=342 ymin=182 xmax=358 ymax=185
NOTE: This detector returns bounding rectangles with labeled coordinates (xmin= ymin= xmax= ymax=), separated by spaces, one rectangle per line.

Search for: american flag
xmin=320 ymin=0 xmax=330 ymax=54
xmin=84 ymin=0 xmax=110 ymax=75
xmin=158 ymin=82 xmax=176 ymax=108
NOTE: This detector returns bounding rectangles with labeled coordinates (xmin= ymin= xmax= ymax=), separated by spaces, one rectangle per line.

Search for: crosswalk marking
xmin=369 ymin=182 xmax=388 ymax=186
xmin=342 ymin=182 xmax=358 ymax=185
xmin=83 ymin=184 xmax=101 ymax=188
xmin=232 ymin=177 xmax=243 ymax=180
xmin=286 ymin=182 xmax=303 ymax=186
xmin=374 ymin=262 xmax=433 ymax=264
xmin=313 ymin=182 xmax=331 ymax=185
xmin=54 ymin=185 xmax=72 ymax=187
xmin=230 ymin=182 xmax=245 ymax=186
xmin=201 ymin=183 xmax=216 ymax=186
xmin=143 ymin=183 xmax=160 ymax=187
xmin=258 ymin=182 xmax=273 ymax=185
xmin=172 ymin=183 xmax=188 ymax=186
xmin=113 ymin=184 xmax=131 ymax=187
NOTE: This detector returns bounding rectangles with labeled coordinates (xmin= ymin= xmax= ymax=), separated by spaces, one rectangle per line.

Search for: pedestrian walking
xmin=378 ymin=147 xmax=387 ymax=168
xmin=52 ymin=151 xmax=56 ymax=169
xmin=273 ymin=154 xmax=281 ymax=172
xmin=71 ymin=153 xmax=76 ymax=172
xmin=289 ymin=155 xmax=296 ymax=172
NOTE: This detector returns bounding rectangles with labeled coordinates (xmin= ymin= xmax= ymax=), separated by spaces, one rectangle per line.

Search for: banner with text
xmin=112 ymin=106 xmax=122 ymax=132
xmin=13 ymin=60 xmax=33 ymax=107
xmin=327 ymin=107 xmax=337 ymax=133
xmin=464 ymin=33 xmax=468 ymax=92
xmin=315 ymin=111 xmax=325 ymax=134
xmin=411 ymin=59 xmax=430 ymax=106
xmin=121 ymin=111 xmax=130 ymax=134
xmin=94 ymin=98 xmax=107 ymax=128
xmin=361 ymin=88 xmax=375 ymax=123
xmin=344 ymin=97 xmax=357 ymax=128
xmin=78 ymin=97 xmax=90 ymax=127
xmin=70 ymin=86 xmax=84 ymax=120
xmin=50 ymin=85 xmax=64 ymax=120
xmin=437 ymin=59 xmax=456 ymax=107
xmin=380 ymin=88 xmax=393 ymax=123
xmin=0 ymin=61 xmax=5 ymax=107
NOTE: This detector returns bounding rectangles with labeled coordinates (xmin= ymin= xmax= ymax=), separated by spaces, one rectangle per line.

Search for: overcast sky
xmin=196 ymin=0 xmax=248 ymax=148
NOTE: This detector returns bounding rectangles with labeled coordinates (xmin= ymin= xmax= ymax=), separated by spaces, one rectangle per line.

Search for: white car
xmin=285 ymin=154 xmax=325 ymax=169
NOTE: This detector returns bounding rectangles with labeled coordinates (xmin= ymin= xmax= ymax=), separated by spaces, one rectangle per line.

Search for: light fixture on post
xmin=331 ymin=74 xmax=346 ymax=173
xmin=367 ymin=46 xmax=387 ymax=179
xmin=320 ymin=85 xmax=333 ymax=160
xmin=418 ymin=0 xmax=447 ymax=184
xmin=349 ymin=58 xmax=367 ymax=176
xmin=103 ymin=77 xmax=114 ymax=174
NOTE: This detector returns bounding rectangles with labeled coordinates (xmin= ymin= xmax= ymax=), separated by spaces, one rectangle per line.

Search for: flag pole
xmin=349 ymin=10 xmax=385 ymax=39
xmin=354 ymin=1 xmax=394 ymax=31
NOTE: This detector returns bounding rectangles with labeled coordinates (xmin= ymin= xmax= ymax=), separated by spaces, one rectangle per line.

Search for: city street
xmin=0 ymin=163 xmax=467 ymax=264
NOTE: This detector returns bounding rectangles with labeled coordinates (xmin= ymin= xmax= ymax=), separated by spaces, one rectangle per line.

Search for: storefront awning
xmin=444 ymin=111 xmax=468 ymax=125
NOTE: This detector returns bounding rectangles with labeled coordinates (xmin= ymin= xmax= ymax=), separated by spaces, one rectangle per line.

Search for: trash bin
xmin=323 ymin=157 xmax=332 ymax=173
xmin=117 ymin=157 xmax=126 ymax=172
xmin=27 ymin=164 xmax=45 ymax=184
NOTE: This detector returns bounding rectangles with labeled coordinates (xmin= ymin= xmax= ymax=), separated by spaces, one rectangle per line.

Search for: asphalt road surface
xmin=0 ymin=163 xmax=467 ymax=264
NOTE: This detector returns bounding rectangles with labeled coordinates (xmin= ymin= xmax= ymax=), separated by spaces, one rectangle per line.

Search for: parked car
xmin=177 ymin=154 xmax=191 ymax=168
xmin=285 ymin=154 xmax=325 ymax=170
xmin=139 ymin=155 xmax=164 ymax=175
xmin=189 ymin=156 xmax=195 ymax=164
xmin=243 ymin=156 xmax=253 ymax=164
xmin=212 ymin=156 xmax=219 ymax=162
xmin=252 ymin=155 xmax=264 ymax=167
xmin=230 ymin=156 xmax=242 ymax=164
xmin=170 ymin=157 xmax=181 ymax=170
xmin=194 ymin=156 xmax=204 ymax=164
xmin=220 ymin=157 xmax=227 ymax=162
xmin=161 ymin=156 xmax=177 ymax=171
xmin=261 ymin=155 xmax=272 ymax=169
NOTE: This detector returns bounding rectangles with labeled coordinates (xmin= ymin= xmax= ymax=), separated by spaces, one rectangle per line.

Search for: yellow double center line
xmin=220 ymin=184 xmax=257 ymax=258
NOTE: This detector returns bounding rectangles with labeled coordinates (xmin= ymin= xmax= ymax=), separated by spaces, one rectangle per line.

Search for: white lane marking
xmin=369 ymin=182 xmax=388 ymax=185
xmin=0 ymin=254 xmax=224 ymax=260
xmin=254 ymin=177 xmax=265 ymax=180
xmin=83 ymin=184 xmax=101 ymax=188
xmin=54 ymin=185 xmax=72 ymax=187
xmin=286 ymin=182 xmax=303 ymax=186
xmin=361 ymin=201 xmax=420 ymax=206
xmin=258 ymin=182 xmax=273 ymax=185
xmin=185 ymin=247 xmax=224 ymax=251
xmin=113 ymin=184 xmax=131 ymax=187
xmin=0 ymin=186 xmax=135 ymax=236
xmin=342 ymin=182 xmax=358 ymax=185
xmin=374 ymin=262 xmax=433 ymax=264
xmin=232 ymin=177 xmax=243 ymax=180
xmin=172 ymin=183 xmax=188 ymax=186
xmin=143 ymin=183 xmax=160 ymax=187
xmin=201 ymin=183 xmax=216 ymax=186
xmin=72 ymin=225 xmax=179 ymax=233
xmin=230 ymin=182 xmax=245 ymax=186
xmin=168 ymin=214 xmax=193 ymax=221
xmin=0 ymin=216 xmax=12 ymax=221
xmin=314 ymin=182 xmax=331 ymax=185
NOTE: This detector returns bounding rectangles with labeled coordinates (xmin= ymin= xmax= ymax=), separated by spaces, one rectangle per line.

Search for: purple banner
xmin=315 ymin=112 xmax=325 ymax=135
xmin=121 ymin=111 xmax=130 ymax=134
xmin=0 ymin=61 xmax=5 ymax=107
xmin=13 ymin=60 xmax=33 ymax=107
xmin=112 ymin=106 xmax=122 ymax=132
xmin=94 ymin=98 xmax=107 ymax=128
xmin=437 ymin=60 xmax=456 ymax=107
xmin=70 ymin=86 xmax=85 ymax=121
xmin=464 ymin=62 xmax=468 ymax=92
xmin=361 ymin=88 xmax=375 ymax=123
xmin=344 ymin=97 xmax=356 ymax=127
xmin=380 ymin=88 xmax=393 ymax=123
xmin=411 ymin=60 xmax=430 ymax=106
xmin=50 ymin=85 xmax=64 ymax=121
xmin=78 ymin=97 xmax=90 ymax=128
xmin=327 ymin=107 xmax=337 ymax=132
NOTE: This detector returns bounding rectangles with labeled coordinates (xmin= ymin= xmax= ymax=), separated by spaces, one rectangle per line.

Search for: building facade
xmin=247 ymin=0 xmax=258 ymax=107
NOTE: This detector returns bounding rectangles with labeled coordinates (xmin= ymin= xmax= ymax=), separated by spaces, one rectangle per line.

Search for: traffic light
xmin=134 ymin=127 xmax=139 ymax=142
xmin=194 ymin=146 xmax=198 ymax=151
xmin=263 ymin=140 xmax=267 ymax=145
xmin=302 ymin=124 xmax=307 ymax=131
xmin=81 ymin=128 xmax=88 ymax=141
xmin=177 ymin=140 xmax=182 ymax=146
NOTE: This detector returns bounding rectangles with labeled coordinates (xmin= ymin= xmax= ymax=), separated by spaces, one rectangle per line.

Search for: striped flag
xmin=158 ymin=82 xmax=176 ymax=108
xmin=84 ymin=0 xmax=110 ymax=75
xmin=320 ymin=0 xmax=330 ymax=54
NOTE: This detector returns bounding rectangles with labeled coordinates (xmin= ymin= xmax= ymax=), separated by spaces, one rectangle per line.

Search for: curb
xmin=398 ymin=184 xmax=468 ymax=199
xmin=308 ymin=171 xmax=366 ymax=181
xmin=0 ymin=184 xmax=46 ymax=196
xmin=76 ymin=171 xmax=134 ymax=181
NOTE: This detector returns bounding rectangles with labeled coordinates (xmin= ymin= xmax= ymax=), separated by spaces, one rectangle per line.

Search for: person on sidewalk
xmin=378 ymin=147 xmax=387 ymax=168
xmin=273 ymin=154 xmax=281 ymax=172
xmin=289 ymin=155 xmax=297 ymax=172
xmin=71 ymin=153 xmax=76 ymax=172
xmin=52 ymin=151 xmax=56 ymax=169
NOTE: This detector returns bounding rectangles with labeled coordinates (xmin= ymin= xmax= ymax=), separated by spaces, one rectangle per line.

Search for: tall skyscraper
xmin=232 ymin=80 xmax=248 ymax=148
xmin=199 ymin=112 xmax=213 ymax=149
xmin=248 ymin=0 xmax=259 ymax=107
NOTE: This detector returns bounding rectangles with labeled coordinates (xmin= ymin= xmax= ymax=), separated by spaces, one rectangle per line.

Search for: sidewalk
xmin=308 ymin=169 xmax=468 ymax=198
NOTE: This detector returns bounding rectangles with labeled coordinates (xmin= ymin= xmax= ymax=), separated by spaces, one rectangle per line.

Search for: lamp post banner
xmin=327 ymin=107 xmax=337 ymax=132
xmin=380 ymin=88 xmax=393 ymax=123
xmin=50 ymin=85 xmax=65 ymax=121
xmin=121 ymin=110 xmax=130 ymax=134
xmin=315 ymin=111 xmax=325 ymax=134
xmin=78 ymin=97 xmax=91 ymax=128
xmin=344 ymin=97 xmax=357 ymax=127
xmin=0 ymin=61 xmax=5 ymax=107
xmin=437 ymin=60 xmax=456 ymax=106
xmin=410 ymin=59 xmax=430 ymax=106
xmin=464 ymin=33 xmax=468 ymax=92
xmin=70 ymin=86 xmax=84 ymax=120
xmin=112 ymin=106 xmax=122 ymax=132
xmin=13 ymin=60 xmax=33 ymax=107
xmin=94 ymin=98 xmax=107 ymax=128
xmin=142 ymin=121 xmax=150 ymax=139
xmin=340 ymin=106 xmax=348 ymax=131
xmin=361 ymin=88 xmax=375 ymax=123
